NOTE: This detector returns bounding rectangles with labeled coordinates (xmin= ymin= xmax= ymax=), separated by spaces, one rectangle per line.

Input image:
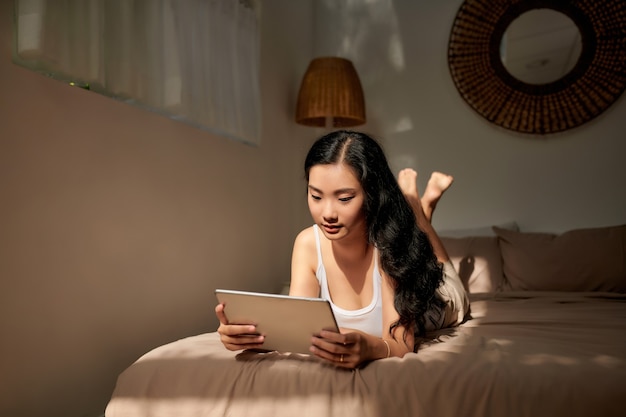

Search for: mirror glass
xmin=500 ymin=9 xmax=582 ymax=84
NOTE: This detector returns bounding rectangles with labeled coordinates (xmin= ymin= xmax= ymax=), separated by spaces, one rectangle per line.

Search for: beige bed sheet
xmin=106 ymin=292 xmax=626 ymax=417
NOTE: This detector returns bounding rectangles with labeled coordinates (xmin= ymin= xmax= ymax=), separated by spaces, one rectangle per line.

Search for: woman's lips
xmin=322 ymin=224 xmax=341 ymax=234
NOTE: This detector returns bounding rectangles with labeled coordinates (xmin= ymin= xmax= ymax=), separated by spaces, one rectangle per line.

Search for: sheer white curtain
xmin=14 ymin=0 xmax=261 ymax=145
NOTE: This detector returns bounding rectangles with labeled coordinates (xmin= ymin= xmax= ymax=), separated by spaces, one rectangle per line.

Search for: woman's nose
xmin=322 ymin=201 xmax=337 ymax=222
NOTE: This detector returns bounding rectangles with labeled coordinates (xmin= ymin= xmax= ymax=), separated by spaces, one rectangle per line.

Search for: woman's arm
xmin=289 ymin=227 xmax=321 ymax=298
xmin=380 ymin=270 xmax=415 ymax=356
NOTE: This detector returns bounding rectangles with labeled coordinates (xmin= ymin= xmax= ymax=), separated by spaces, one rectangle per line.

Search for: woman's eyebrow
xmin=308 ymin=185 xmax=356 ymax=195
xmin=334 ymin=188 xmax=357 ymax=195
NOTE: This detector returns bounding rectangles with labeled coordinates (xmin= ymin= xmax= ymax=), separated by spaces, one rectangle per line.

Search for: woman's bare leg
xmin=422 ymin=172 xmax=454 ymax=222
xmin=398 ymin=170 xmax=469 ymax=315
xmin=397 ymin=168 xmax=452 ymax=262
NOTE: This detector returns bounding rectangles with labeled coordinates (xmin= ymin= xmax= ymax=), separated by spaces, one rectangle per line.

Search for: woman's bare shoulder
xmin=293 ymin=225 xmax=317 ymax=248
xmin=292 ymin=226 xmax=319 ymax=268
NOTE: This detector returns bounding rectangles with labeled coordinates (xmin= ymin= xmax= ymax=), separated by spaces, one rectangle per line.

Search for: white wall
xmin=315 ymin=0 xmax=626 ymax=233
xmin=0 ymin=1 xmax=312 ymax=417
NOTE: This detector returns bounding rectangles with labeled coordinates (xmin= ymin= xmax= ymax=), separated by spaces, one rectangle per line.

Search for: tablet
xmin=215 ymin=289 xmax=339 ymax=354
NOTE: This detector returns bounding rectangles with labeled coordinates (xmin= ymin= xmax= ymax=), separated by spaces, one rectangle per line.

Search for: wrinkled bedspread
xmin=106 ymin=292 xmax=626 ymax=417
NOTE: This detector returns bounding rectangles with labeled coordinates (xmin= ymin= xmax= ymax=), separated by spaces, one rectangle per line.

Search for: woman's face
xmin=307 ymin=162 xmax=367 ymax=241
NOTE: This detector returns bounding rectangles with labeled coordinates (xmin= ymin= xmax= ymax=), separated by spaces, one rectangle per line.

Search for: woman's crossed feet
xmin=397 ymin=169 xmax=453 ymax=222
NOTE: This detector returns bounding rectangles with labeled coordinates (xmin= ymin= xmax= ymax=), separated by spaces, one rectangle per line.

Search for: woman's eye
xmin=339 ymin=196 xmax=354 ymax=202
xmin=310 ymin=194 xmax=321 ymax=200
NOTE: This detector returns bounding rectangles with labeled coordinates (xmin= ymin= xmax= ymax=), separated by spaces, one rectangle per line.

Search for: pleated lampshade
xmin=295 ymin=57 xmax=366 ymax=128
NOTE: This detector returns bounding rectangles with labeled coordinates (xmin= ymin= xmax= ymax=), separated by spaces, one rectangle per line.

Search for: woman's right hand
xmin=215 ymin=303 xmax=265 ymax=351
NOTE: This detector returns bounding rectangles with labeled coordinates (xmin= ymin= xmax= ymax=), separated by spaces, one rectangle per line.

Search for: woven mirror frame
xmin=448 ymin=0 xmax=626 ymax=135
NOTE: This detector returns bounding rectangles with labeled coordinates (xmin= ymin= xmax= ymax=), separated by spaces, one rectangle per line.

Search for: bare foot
xmin=422 ymin=172 xmax=454 ymax=221
xmin=397 ymin=168 xmax=420 ymax=202
xmin=424 ymin=172 xmax=454 ymax=202
xmin=397 ymin=168 xmax=430 ymax=226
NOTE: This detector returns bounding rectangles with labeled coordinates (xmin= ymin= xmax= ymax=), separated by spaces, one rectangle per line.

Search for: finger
xmin=221 ymin=335 xmax=264 ymax=346
xmin=215 ymin=303 xmax=229 ymax=325
xmin=309 ymin=344 xmax=353 ymax=368
xmin=318 ymin=330 xmax=353 ymax=347
xmin=311 ymin=335 xmax=349 ymax=355
xmin=218 ymin=323 xmax=259 ymax=337
xmin=215 ymin=304 xmax=256 ymax=326
xmin=220 ymin=331 xmax=264 ymax=345
xmin=222 ymin=340 xmax=265 ymax=351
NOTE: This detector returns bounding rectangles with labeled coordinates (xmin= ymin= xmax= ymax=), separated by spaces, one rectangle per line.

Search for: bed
xmin=105 ymin=224 xmax=626 ymax=417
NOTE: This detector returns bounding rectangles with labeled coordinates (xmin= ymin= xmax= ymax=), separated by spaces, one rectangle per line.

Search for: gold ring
xmin=340 ymin=354 xmax=344 ymax=363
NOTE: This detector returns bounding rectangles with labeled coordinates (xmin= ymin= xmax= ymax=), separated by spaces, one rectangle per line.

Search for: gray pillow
xmin=493 ymin=225 xmax=626 ymax=292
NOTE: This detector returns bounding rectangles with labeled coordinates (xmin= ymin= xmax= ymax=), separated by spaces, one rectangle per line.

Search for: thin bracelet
xmin=382 ymin=339 xmax=391 ymax=358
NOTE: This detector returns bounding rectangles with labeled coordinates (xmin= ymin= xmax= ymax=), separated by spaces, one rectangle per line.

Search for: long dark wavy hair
xmin=304 ymin=130 xmax=444 ymax=344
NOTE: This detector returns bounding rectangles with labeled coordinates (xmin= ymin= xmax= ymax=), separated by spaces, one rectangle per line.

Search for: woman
xmin=216 ymin=131 xmax=469 ymax=368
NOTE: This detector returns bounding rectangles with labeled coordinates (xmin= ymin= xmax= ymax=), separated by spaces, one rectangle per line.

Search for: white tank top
xmin=313 ymin=225 xmax=384 ymax=337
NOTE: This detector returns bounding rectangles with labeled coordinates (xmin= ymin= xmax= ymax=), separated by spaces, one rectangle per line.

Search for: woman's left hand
xmin=309 ymin=328 xmax=371 ymax=369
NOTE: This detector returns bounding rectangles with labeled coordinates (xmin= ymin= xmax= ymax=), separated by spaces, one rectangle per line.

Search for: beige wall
xmin=0 ymin=1 xmax=313 ymax=417
xmin=2 ymin=1 xmax=625 ymax=417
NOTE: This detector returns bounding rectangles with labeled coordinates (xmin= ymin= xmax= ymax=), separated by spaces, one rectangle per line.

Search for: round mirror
xmin=447 ymin=0 xmax=626 ymax=135
xmin=500 ymin=9 xmax=582 ymax=85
